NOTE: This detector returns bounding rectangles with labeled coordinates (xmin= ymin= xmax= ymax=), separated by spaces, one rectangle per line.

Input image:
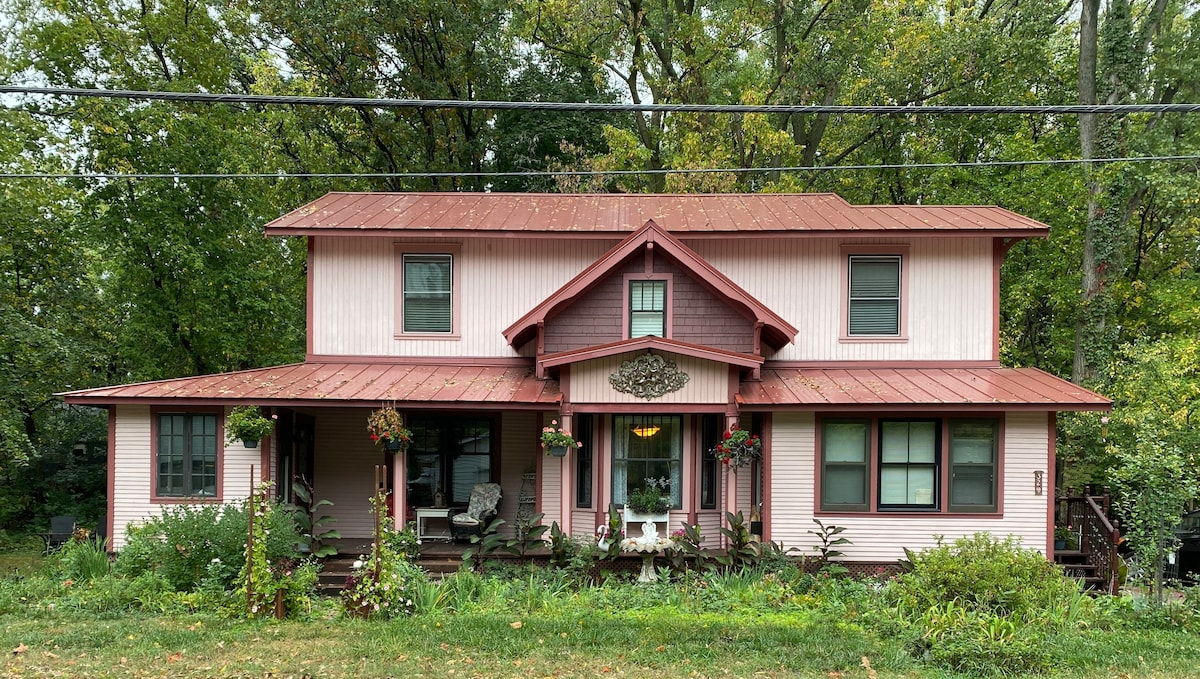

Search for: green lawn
xmin=3 ymin=605 xmax=1200 ymax=678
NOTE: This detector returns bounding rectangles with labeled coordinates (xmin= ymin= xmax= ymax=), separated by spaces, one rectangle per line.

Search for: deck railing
xmin=1058 ymin=486 xmax=1121 ymax=595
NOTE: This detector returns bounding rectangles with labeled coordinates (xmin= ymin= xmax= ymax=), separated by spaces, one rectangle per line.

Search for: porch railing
xmin=1057 ymin=486 xmax=1121 ymax=595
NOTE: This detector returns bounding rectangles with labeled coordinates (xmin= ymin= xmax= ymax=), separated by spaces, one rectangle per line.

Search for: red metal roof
xmin=740 ymin=367 xmax=1110 ymax=411
xmin=60 ymin=362 xmax=561 ymax=408
xmin=263 ymin=192 xmax=1050 ymax=237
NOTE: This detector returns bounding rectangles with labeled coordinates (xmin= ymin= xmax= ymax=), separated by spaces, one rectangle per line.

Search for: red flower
xmin=723 ymin=431 xmax=732 ymax=440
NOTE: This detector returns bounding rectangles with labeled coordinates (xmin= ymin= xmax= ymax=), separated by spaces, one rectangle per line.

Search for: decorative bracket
xmin=609 ymin=353 xmax=689 ymax=400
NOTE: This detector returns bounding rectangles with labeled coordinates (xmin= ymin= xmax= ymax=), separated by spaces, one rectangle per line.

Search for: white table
xmin=415 ymin=506 xmax=452 ymax=541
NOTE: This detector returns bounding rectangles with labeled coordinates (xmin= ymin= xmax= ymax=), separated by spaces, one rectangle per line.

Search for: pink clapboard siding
xmin=766 ymin=411 xmax=1051 ymax=561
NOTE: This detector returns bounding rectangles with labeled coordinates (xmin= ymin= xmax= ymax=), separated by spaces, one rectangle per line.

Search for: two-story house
xmin=63 ymin=192 xmax=1109 ymax=567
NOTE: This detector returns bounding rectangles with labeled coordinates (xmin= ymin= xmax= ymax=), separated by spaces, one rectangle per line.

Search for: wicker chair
xmin=448 ymin=483 xmax=501 ymax=542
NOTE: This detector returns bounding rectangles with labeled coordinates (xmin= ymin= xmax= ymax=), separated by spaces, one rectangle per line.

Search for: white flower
xmin=352 ymin=560 xmax=364 ymax=569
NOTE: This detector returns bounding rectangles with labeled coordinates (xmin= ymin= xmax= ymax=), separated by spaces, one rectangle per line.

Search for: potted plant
xmin=713 ymin=427 xmax=762 ymax=468
xmin=1054 ymin=525 xmax=1078 ymax=550
xmin=625 ymin=477 xmax=672 ymax=527
xmin=225 ymin=405 xmax=275 ymax=448
xmin=367 ymin=406 xmax=412 ymax=452
xmin=540 ymin=419 xmax=581 ymax=457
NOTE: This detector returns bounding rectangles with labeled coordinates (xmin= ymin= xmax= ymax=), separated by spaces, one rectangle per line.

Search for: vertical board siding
xmin=312 ymin=236 xmax=612 ymax=356
xmin=312 ymin=408 xmax=381 ymax=540
xmin=499 ymin=412 xmax=537 ymax=537
xmin=769 ymin=412 xmax=1050 ymax=561
xmin=313 ymin=235 xmax=994 ymax=362
xmin=570 ymin=352 xmax=729 ymax=404
xmin=686 ymin=237 xmax=994 ymax=362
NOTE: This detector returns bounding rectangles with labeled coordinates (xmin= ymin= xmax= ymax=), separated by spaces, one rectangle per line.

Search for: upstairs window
xmin=629 ymin=280 xmax=667 ymax=337
xmin=402 ymin=253 xmax=453 ymax=333
xmin=848 ymin=255 xmax=901 ymax=336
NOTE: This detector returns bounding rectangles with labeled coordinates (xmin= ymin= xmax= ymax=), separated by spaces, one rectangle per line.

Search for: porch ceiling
xmin=740 ymin=367 xmax=1111 ymax=411
xmin=59 ymin=361 xmax=561 ymax=408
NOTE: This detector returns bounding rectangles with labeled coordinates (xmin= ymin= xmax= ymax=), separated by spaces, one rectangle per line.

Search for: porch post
xmin=560 ymin=414 xmax=574 ymax=535
xmin=393 ymin=451 xmax=406 ymax=530
xmin=722 ymin=414 xmax=740 ymax=547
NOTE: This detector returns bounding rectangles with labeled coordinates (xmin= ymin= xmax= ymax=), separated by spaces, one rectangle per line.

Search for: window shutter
xmin=848 ymin=257 xmax=900 ymax=335
xmin=403 ymin=255 xmax=453 ymax=333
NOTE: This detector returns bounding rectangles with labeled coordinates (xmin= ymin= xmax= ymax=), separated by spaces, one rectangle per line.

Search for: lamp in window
xmin=631 ymin=425 xmax=661 ymax=438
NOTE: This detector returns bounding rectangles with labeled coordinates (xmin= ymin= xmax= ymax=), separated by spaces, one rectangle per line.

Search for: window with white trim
xmin=156 ymin=413 xmax=218 ymax=497
xmin=629 ymin=280 xmax=666 ymax=337
xmin=402 ymin=253 xmax=453 ymax=333
xmin=848 ymin=255 xmax=901 ymax=336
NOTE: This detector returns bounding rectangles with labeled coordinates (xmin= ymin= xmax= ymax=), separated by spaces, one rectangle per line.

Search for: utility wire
xmin=3 ymin=85 xmax=1200 ymax=115
xmin=1 ymin=155 xmax=1198 ymax=180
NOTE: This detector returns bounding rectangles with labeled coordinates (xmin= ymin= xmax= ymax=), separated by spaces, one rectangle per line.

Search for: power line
xmin=4 ymin=85 xmax=1200 ymax=115
xmin=2 ymin=155 xmax=1198 ymax=180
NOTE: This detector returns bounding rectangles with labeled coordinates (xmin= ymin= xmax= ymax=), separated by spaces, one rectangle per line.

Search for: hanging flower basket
xmin=225 ymin=406 xmax=275 ymax=448
xmin=713 ymin=427 xmax=762 ymax=468
xmin=540 ymin=419 xmax=581 ymax=456
xmin=367 ymin=406 xmax=412 ymax=453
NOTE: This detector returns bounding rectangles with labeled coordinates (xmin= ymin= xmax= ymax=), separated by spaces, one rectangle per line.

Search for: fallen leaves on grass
xmin=12 ymin=644 xmax=27 ymax=655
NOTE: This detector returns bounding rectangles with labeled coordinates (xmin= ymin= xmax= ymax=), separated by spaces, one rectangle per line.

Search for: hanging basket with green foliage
xmin=225 ymin=406 xmax=276 ymax=447
xmin=367 ymin=405 xmax=412 ymax=452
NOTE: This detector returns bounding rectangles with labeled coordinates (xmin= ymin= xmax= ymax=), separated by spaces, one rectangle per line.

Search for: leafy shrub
xmin=889 ymin=533 xmax=1078 ymax=617
xmin=884 ymin=533 xmax=1090 ymax=675
xmin=115 ymin=500 xmax=303 ymax=592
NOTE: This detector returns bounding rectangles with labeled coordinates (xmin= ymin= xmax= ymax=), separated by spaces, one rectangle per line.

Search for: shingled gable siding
xmin=542 ymin=254 xmax=756 ymax=354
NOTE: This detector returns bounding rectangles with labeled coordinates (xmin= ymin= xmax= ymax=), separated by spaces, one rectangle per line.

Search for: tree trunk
xmin=1073 ymin=0 xmax=1101 ymax=384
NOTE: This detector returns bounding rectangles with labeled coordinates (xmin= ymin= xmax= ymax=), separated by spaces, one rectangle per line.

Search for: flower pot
xmin=242 ymin=438 xmax=259 ymax=449
xmin=384 ymin=439 xmax=404 ymax=452
xmin=1054 ymin=539 xmax=1067 ymax=550
xmin=547 ymin=445 xmax=569 ymax=457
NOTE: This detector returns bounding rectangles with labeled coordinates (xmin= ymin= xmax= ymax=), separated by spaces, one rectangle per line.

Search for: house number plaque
xmin=609 ymin=353 xmax=689 ymax=400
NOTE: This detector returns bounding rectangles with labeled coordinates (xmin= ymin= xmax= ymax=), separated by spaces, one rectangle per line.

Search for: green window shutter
xmin=848 ymin=256 xmax=900 ymax=335
xmin=403 ymin=254 xmax=453 ymax=333
xmin=629 ymin=280 xmax=666 ymax=337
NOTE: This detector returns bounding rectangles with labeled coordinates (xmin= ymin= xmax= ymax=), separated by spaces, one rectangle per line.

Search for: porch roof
xmin=263 ymin=192 xmax=1051 ymax=238
xmin=740 ymin=366 xmax=1111 ymax=412
xmin=59 ymin=361 xmax=561 ymax=408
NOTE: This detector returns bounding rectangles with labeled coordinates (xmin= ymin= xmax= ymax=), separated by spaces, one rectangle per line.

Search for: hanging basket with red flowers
xmin=713 ymin=427 xmax=762 ymax=468
xmin=367 ymin=405 xmax=413 ymax=453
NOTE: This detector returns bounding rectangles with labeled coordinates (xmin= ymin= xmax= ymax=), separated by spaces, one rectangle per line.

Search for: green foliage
xmin=626 ymin=477 xmax=671 ymax=515
xmin=547 ymin=521 xmax=578 ymax=568
xmin=714 ymin=511 xmax=760 ymax=570
xmin=287 ymin=477 xmax=340 ymax=558
xmin=55 ymin=535 xmax=110 ymax=583
xmin=807 ymin=519 xmax=851 ymax=576
xmin=885 ymin=533 xmax=1092 ymax=674
xmin=224 ymin=406 xmax=275 ymax=443
xmin=115 ymin=500 xmax=303 ymax=592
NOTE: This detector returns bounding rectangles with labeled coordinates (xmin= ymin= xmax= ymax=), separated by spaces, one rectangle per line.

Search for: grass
xmin=3 ymin=544 xmax=1200 ymax=678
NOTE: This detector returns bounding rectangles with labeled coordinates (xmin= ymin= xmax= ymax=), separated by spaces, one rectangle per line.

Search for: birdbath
xmin=621 ymin=520 xmax=674 ymax=582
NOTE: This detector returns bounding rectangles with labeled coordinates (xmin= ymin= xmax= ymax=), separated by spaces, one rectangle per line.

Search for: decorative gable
xmin=503 ymin=220 xmax=796 ymax=371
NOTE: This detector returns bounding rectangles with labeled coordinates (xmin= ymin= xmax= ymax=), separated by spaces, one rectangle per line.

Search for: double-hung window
xmin=820 ymin=417 xmax=999 ymax=513
xmin=401 ymin=253 xmax=453 ymax=334
xmin=629 ymin=280 xmax=667 ymax=337
xmin=879 ymin=420 xmax=938 ymax=509
xmin=156 ymin=412 xmax=218 ymax=498
xmin=848 ymin=255 xmax=901 ymax=336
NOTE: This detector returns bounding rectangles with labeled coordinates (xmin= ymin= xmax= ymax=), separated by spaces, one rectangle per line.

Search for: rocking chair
xmin=448 ymin=483 xmax=501 ymax=542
